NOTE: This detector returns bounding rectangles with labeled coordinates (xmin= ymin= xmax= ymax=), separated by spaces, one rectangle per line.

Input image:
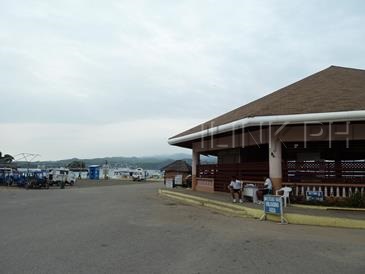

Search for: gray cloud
xmin=1 ymin=0 xmax=365 ymax=159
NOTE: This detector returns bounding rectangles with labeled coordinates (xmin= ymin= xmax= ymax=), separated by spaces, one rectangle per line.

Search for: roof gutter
xmin=168 ymin=110 xmax=365 ymax=145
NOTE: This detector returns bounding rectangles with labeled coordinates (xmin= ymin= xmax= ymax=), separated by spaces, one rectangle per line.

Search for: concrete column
xmin=192 ymin=149 xmax=200 ymax=191
xmin=269 ymin=136 xmax=283 ymax=192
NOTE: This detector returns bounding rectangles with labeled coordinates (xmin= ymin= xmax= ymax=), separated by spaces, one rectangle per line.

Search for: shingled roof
xmin=162 ymin=160 xmax=192 ymax=173
xmin=170 ymin=66 xmax=365 ymax=139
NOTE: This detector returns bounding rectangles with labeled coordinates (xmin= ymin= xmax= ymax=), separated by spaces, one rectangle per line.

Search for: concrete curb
xmin=291 ymin=204 xmax=365 ymax=212
xmin=159 ymin=189 xmax=365 ymax=229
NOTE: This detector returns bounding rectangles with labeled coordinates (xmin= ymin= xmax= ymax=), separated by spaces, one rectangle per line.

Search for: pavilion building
xmin=168 ymin=66 xmax=365 ymax=198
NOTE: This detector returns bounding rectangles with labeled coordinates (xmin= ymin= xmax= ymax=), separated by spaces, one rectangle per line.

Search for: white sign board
xmin=174 ymin=175 xmax=183 ymax=186
xmin=243 ymin=185 xmax=258 ymax=204
xmin=306 ymin=191 xmax=324 ymax=202
xmin=261 ymin=195 xmax=287 ymax=224
xmin=165 ymin=178 xmax=174 ymax=188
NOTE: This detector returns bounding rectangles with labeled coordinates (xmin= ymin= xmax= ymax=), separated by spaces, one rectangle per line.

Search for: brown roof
xmin=171 ymin=66 xmax=365 ymax=139
xmin=162 ymin=160 xmax=192 ymax=173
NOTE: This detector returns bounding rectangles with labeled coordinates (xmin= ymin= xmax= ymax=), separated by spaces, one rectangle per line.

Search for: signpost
xmin=174 ymin=175 xmax=183 ymax=186
xmin=165 ymin=178 xmax=174 ymax=188
xmin=306 ymin=191 xmax=324 ymax=202
xmin=260 ymin=195 xmax=288 ymax=224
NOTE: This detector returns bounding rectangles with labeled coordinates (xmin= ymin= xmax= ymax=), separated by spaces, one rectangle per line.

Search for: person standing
xmin=228 ymin=176 xmax=243 ymax=203
xmin=263 ymin=177 xmax=273 ymax=195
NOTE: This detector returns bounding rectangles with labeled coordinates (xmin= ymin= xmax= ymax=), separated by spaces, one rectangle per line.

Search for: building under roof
xmin=162 ymin=160 xmax=192 ymax=173
xmin=169 ymin=66 xmax=365 ymax=146
xmin=162 ymin=160 xmax=192 ymax=187
xmin=168 ymin=66 xmax=365 ymax=197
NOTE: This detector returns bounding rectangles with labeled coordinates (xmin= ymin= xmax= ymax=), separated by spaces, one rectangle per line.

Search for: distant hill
xmin=14 ymin=153 xmax=216 ymax=170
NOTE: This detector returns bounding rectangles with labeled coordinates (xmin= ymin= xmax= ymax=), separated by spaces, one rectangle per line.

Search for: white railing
xmin=283 ymin=182 xmax=365 ymax=198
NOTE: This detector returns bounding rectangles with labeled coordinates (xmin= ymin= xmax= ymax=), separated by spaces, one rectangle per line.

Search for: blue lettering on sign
xmin=306 ymin=191 xmax=324 ymax=201
xmin=264 ymin=195 xmax=282 ymax=215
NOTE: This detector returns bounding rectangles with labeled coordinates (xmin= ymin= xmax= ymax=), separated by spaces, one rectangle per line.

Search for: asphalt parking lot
xmin=0 ymin=182 xmax=364 ymax=274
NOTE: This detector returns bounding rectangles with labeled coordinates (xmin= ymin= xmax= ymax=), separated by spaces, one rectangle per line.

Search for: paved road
xmin=73 ymin=179 xmax=158 ymax=188
xmin=0 ymin=183 xmax=364 ymax=274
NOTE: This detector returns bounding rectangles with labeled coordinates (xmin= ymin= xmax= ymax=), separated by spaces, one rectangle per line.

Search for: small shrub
xmin=345 ymin=192 xmax=365 ymax=208
xmin=293 ymin=195 xmax=363 ymax=208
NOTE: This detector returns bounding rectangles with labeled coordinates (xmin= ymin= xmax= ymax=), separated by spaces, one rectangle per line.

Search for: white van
xmin=48 ymin=168 xmax=76 ymax=186
xmin=131 ymin=168 xmax=145 ymax=181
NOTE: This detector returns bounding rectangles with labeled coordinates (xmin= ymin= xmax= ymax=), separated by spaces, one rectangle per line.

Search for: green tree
xmin=0 ymin=152 xmax=14 ymax=164
xmin=67 ymin=160 xmax=86 ymax=169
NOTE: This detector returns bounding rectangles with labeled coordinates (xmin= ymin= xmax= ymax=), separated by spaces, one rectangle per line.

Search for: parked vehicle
xmin=132 ymin=168 xmax=146 ymax=181
xmin=0 ymin=168 xmax=13 ymax=186
xmin=11 ymin=170 xmax=27 ymax=187
xmin=25 ymin=171 xmax=49 ymax=189
xmin=48 ymin=168 xmax=76 ymax=186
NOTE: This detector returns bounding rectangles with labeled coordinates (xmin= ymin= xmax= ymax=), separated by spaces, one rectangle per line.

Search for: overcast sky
xmin=1 ymin=1 xmax=365 ymax=160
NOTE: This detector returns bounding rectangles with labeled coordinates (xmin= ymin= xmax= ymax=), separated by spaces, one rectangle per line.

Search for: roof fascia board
xmin=168 ymin=110 xmax=365 ymax=145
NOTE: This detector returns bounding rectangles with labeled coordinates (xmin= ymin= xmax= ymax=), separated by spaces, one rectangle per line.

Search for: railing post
xmin=342 ymin=187 xmax=347 ymax=198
